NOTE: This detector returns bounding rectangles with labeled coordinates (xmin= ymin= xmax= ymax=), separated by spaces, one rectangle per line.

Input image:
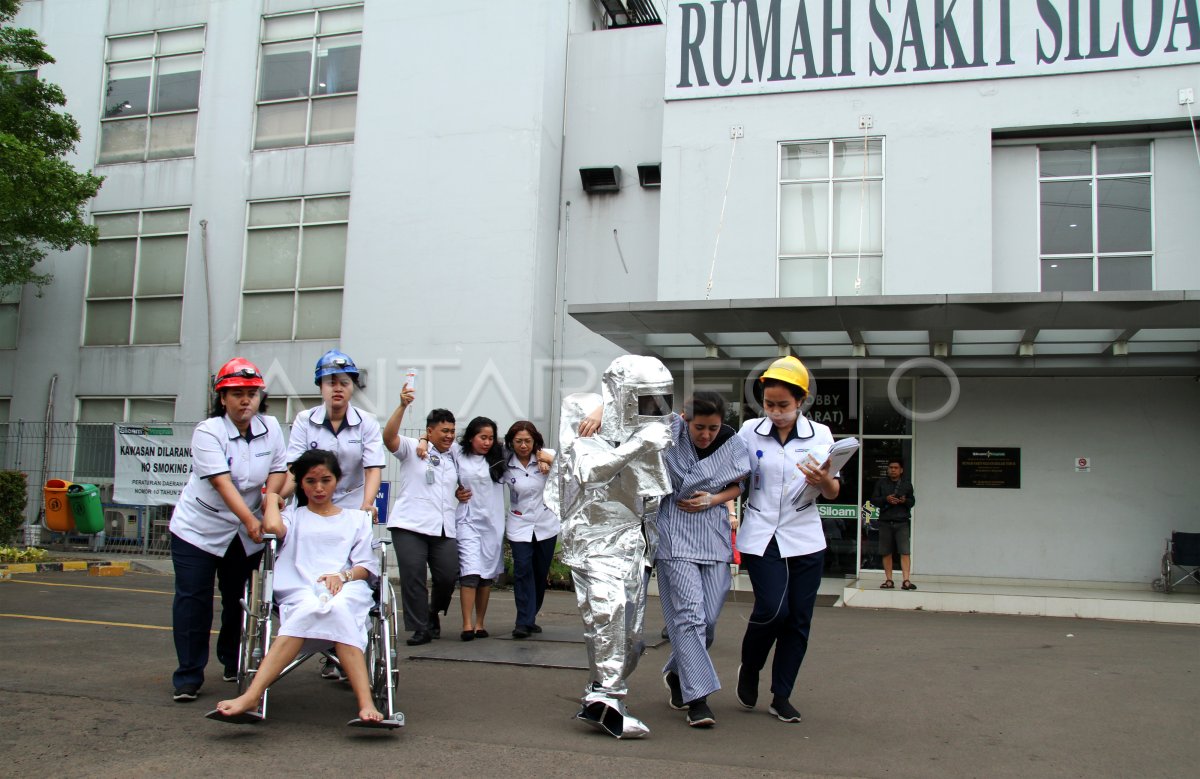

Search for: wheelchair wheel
xmin=367 ymin=581 xmax=402 ymax=722
xmin=1151 ymin=577 xmax=1166 ymax=592
xmin=238 ymin=569 xmax=269 ymax=696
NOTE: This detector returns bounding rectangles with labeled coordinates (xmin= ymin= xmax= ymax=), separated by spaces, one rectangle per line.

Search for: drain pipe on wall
xmin=199 ymin=219 xmax=216 ymax=389
xmin=37 ymin=373 xmax=57 ymax=525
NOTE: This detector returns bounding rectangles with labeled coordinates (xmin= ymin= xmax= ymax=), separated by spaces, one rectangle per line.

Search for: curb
xmin=0 ymin=560 xmax=132 ymax=575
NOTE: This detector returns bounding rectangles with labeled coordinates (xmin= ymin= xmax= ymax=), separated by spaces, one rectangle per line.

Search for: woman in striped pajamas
xmin=657 ymin=391 xmax=749 ymax=728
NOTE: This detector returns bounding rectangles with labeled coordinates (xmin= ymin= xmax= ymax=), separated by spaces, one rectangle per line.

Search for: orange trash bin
xmin=43 ymin=478 xmax=74 ymax=532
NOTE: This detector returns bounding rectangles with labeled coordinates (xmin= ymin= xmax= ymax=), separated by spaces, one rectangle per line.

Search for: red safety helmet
xmin=214 ymin=358 xmax=266 ymax=391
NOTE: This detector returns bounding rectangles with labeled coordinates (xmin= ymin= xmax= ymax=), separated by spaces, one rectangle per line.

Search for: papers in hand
xmin=789 ymin=437 xmax=860 ymax=508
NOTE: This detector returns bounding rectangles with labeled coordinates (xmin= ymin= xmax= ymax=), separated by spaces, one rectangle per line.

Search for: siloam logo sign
xmin=667 ymin=0 xmax=1200 ymax=99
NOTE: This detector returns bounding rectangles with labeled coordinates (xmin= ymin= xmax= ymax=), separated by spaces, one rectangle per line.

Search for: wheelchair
xmin=220 ymin=533 xmax=404 ymax=727
xmin=1151 ymin=531 xmax=1200 ymax=593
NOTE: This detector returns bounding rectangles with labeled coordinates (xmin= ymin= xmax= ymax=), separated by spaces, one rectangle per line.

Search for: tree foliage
xmin=0 ymin=0 xmax=103 ymax=290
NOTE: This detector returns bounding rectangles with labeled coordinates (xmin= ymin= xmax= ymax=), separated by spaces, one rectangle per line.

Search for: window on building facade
xmin=240 ymin=194 xmax=347 ymax=341
xmin=99 ymin=26 xmax=204 ymax=164
xmin=1039 ymin=141 xmax=1153 ymax=292
xmin=267 ymin=395 xmax=322 ymax=427
xmin=0 ymin=286 xmax=19 ymax=349
xmin=75 ymin=397 xmax=176 ymax=479
xmin=85 ymin=208 xmax=189 ymax=346
xmin=779 ymin=138 xmax=883 ymax=297
xmin=254 ymin=5 xmax=362 ymax=151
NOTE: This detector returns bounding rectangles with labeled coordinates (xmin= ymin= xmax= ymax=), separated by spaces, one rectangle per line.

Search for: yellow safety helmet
xmin=759 ymin=355 xmax=809 ymax=394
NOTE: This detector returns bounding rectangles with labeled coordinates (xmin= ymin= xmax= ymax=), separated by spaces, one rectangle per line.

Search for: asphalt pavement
xmin=1 ymin=568 xmax=1195 ymax=778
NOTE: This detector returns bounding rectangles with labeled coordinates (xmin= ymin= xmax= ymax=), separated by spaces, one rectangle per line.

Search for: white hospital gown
xmin=273 ymin=505 xmax=379 ymax=652
xmin=455 ymin=451 xmax=506 ymax=580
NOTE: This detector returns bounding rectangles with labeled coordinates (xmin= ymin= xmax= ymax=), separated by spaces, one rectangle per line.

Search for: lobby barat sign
xmin=666 ymin=0 xmax=1200 ymax=99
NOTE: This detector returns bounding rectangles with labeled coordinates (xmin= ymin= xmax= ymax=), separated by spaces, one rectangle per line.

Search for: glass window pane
xmin=84 ymin=300 xmax=132 ymax=345
xmin=832 ymin=180 xmax=882 ymax=254
xmin=1097 ymin=177 xmax=1151 ymax=253
xmin=154 ymin=54 xmax=201 ymax=112
xmin=105 ymin=59 xmax=152 ymax=117
xmin=128 ymin=397 xmax=176 ymax=422
xmin=244 ymin=227 xmax=299 ymax=290
xmin=1040 ymin=258 xmax=1093 ymax=292
xmin=1097 ymin=142 xmax=1151 ymax=175
xmin=79 ymin=398 xmax=125 ymax=422
xmin=158 ymin=26 xmax=205 ymax=55
xmin=0 ymin=304 xmax=17 ymax=349
xmin=88 ymin=239 xmax=136 ymax=297
xmin=780 ymin=182 xmax=829 ymax=255
xmin=249 ymin=199 xmax=302 ymax=227
xmin=863 ymin=379 xmax=913 ymax=435
xmin=779 ymin=257 xmax=828 ymax=297
xmin=319 ymin=6 xmax=364 ymax=34
xmin=142 ymin=208 xmax=189 ymax=235
xmin=1039 ymin=181 xmax=1093 ymax=254
xmin=1040 ymin=145 xmax=1091 ymax=177
xmin=147 ymin=112 xmax=197 ymax=159
xmin=832 ymin=139 xmax=882 ymax=177
xmin=108 ymin=34 xmax=154 ymax=61
xmin=314 ymin=34 xmax=360 ymax=95
xmin=132 ymin=297 xmax=182 ymax=344
xmin=781 ymin=143 xmax=828 ymax=180
xmin=254 ymin=101 xmax=308 ymax=150
xmin=98 ymin=117 xmax=147 ymax=164
xmin=1098 ymin=255 xmax=1152 ymax=291
xmin=294 ymin=290 xmax=342 ymax=339
xmin=832 ymin=255 xmax=882 ymax=295
xmin=136 ymin=235 xmax=188 ymax=295
xmin=303 ymin=196 xmax=349 ymax=223
xmin=264 ymin=12 xmax=316 ymax=42
xmin=309 ymin=94 xmax=356 ymax=144
xmin=94 ymin=213 xmax=140 ymax=238
xmin=299 ymin=224 xmax=347 ymax=288
xmin=241 ymin=292 xmax=295 ymax=341
xmin=259 ymin=40 xmax=312 ymax=101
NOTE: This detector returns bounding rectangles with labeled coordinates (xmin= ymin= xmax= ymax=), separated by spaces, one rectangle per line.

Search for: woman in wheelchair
xmin=213 ymin=448 xmax=385 ymax=724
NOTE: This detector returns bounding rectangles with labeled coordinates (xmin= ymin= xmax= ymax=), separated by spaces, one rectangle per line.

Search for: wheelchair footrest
xmin=347 ymin=715 xmax=404 ymax=730
xmin=205 ymin=708 xmax=265 ymax=725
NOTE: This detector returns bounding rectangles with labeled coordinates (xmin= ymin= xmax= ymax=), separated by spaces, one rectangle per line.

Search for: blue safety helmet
xmin=314 ymin=349 xmax=359 ymax=385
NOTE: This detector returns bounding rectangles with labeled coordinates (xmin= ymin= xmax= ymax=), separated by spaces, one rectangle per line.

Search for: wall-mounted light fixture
xmin=580 ymin=166 xmax=621 ymax=193
xmin=636 ymin=163 xmax=661 ymax=188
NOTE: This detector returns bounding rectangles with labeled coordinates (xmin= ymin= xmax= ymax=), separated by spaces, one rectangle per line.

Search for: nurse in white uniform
xmin=213 ymin=448 xmax=384 ymax=726
xmin=453 ymin=416 xmax=507 ymax=640
xmin=285 ymin=350 xmax=384 ymax=517
xmin=168 ymin=358 xmax=287 ymax=703
xmin=503 ymin=421 xmax=557 ymax=639
xmin=734 ymin=356 xmax=840 ymax=725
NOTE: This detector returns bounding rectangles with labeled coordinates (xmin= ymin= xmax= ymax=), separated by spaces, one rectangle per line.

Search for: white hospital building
xmin=2 ymin=0 xmax=1198 ymax=601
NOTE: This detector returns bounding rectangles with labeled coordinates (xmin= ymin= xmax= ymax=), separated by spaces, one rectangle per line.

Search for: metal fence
xmin=2 ymin=420 xmax=425 ymax=557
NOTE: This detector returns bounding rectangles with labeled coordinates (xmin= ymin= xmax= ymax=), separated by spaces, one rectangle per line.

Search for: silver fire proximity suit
xmin=545 ymin=355 xmax=674 ymax=738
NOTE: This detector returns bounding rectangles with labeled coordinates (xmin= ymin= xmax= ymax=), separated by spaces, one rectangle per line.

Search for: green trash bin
xmin=66 ymin=483 xmax=105 ymax=534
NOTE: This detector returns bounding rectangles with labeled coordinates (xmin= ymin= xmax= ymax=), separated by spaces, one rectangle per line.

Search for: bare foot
xmin=359 ymin=705 xmax=384 ymax=722
xmin=216 ymin=694 xmax=256 ymax=717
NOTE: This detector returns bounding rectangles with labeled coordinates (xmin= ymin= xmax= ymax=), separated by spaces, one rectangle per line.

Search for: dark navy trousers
xmin=510 ymin=535 xmax=558 ymax=628
xmin=739 ymin=536 xmax=824 ymax=700
xmin=171 ymin=533 xmax=261 ymax=689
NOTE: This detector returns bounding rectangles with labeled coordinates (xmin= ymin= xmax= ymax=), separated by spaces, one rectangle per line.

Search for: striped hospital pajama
xmin=658 ymin=558 xmax=731 ymax=703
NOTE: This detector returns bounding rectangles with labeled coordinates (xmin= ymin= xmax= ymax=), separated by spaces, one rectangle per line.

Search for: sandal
xmin=902 ymin=580 xmax=917 ymax=590
xmin=880 ymin=580 xmax=894 ymax=589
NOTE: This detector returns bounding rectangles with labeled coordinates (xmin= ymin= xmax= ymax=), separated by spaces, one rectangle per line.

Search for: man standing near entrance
xmin=871 ymin=459 xmax=916 ymax=590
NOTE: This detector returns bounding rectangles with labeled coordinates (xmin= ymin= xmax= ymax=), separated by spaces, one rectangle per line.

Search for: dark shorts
xmin=459 ymin=574 xmax=495 ymax=588
xmin=878 ymin=521 xmax=911 ymax=556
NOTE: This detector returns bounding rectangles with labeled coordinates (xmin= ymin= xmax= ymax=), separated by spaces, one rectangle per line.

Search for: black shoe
xmin=173 ymin=684 xmax=200 ymax=702
xmin=529 ymin=623 xmax=542 ymax=633
xmin=222 ymin=667 xmax=238 ymax=683
xmin=735 ymin=663 xmax=758 ymax=709
xmin=460 ymin=630 xmax=475 ymax=641
xmin=320 ymin=657 xmax=346 ymax=681
xmin=406 ymin=630 xmax=432 ymax=646
xmin=769 ymin=697 xmax=802 ymax=723
xmin=662 ymin=671 xmax=685 ymax=710
xmin=428 ymin=612 xmax=441 ymax=639
xmin=687 ymin=698 xmax=715 ymax=727
xmin=512 ymin=625 xmax=531 ymax=639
